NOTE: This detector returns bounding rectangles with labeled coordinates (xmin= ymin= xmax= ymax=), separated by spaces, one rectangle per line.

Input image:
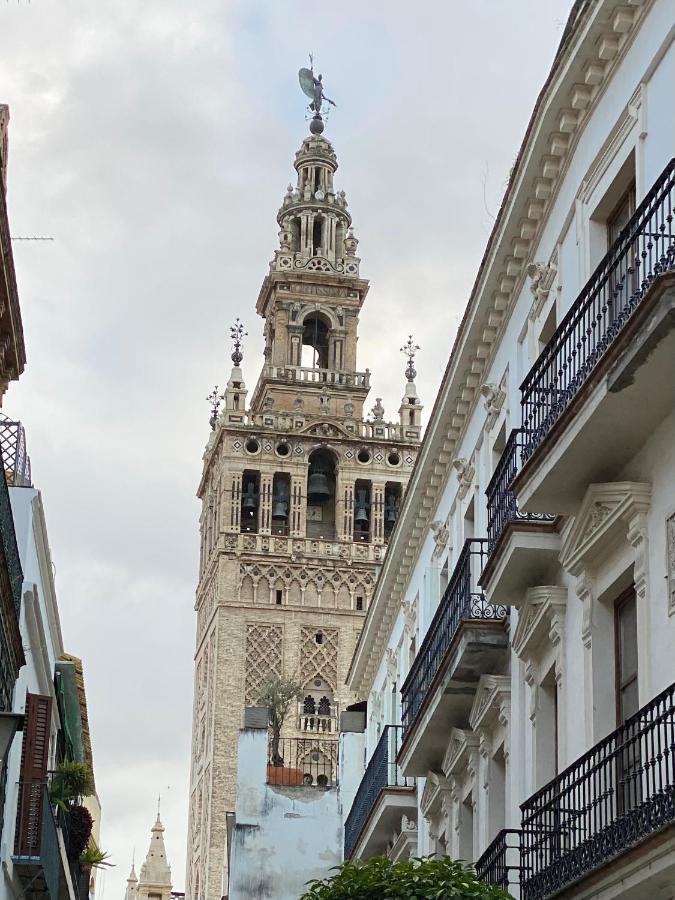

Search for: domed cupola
xmin=274 ymin=134 xmax=359 ymax=277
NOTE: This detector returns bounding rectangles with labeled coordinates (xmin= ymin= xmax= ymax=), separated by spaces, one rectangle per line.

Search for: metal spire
xmin=400 ymin=335 xmax=420 ymax=383
xmin=206 ymin=386 xmax=223 ymax=431
xmin=230 ymin=318 xmax=247 ymax=367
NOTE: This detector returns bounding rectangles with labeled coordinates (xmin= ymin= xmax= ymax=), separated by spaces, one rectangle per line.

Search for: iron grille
xmin=521 ymin=680 xmax=675 ymax=899
xmin=486 ymin=429 xmax=554 ymax=553
xmin=13 ymin=782 xmax=63 ymax=900
xmin=344 ymin=725 xmax=414 ymax=859
xmin=400 ymin=539 xmax=505 ymax=735
xmin=266 ymin=736 xmax=338 ymax=787
xmin=475 ymin=828 xmax=523 ymax=891
xmin=0 ymin=441 xmax=23 ymax=613
xmin=0 ymin=414 xmax=31 ymax=487
xmin=521 ymin=158 xmax=675 ymax=461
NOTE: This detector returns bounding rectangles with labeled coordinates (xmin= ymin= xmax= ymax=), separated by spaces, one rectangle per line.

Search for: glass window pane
xmin=619 ymin=596 xmax=638 ymax=680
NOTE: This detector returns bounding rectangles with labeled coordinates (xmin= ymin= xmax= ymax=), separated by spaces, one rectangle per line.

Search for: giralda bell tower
xmin=186 ymin=69 xmax=422 ymax=900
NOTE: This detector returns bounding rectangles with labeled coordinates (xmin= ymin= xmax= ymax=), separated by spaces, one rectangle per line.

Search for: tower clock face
xmin=307 ymin=506 xmax=323 ymax=522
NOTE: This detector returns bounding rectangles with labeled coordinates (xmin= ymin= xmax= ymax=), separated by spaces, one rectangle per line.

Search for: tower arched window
xmin=301 ymin=313 xmax=330 ymax=369
xmin=312 ymin=216 xmax=324 ymax=256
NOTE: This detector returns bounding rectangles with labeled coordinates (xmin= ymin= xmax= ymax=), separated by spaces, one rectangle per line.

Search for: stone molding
xmin=420 ymin=770 xmax=451 ymax=821
xmin=442 ymin=728 xmax=480 ymax=780
xmin=559 ymin=482 xmax=651 ymax=575
xmin=469 ymin=674 xmax=512 ymax=736
xmin=511 ymin=585 xmax=568 ymax=662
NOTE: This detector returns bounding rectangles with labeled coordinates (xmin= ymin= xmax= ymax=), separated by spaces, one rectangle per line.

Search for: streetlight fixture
xmin=0 ymin=711 xmax=23 ymax=764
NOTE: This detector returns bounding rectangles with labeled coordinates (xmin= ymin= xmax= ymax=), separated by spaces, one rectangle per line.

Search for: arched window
xmin=312 ymin=216 xmax=324 ymax=255
xmin=301 ymin=313 xmax=330 ymax=369
xmin=303 ymin=695 xmax=317 ymax=714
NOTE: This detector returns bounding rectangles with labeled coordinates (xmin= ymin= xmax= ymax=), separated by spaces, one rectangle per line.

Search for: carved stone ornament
xmin=479 ymin=382 xmax=506 ymax=430
xmin=526 ymin=259 xmax=557 ymax=321
xmin=385 ymin=647 xmax=398 ymax=681
xmin=401 ymin=814 xmax=417 ymax=832
xmin=429 ymin=520 xmax=450 ymax=559
xmin=452 ymin=457 xmax=475 ymax=499
xmin=401 ymin=598 xmax=417 ymax=636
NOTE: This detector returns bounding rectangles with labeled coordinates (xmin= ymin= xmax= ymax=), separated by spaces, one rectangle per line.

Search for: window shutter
xmin=14 ymin=692 xmax=52 ymax=856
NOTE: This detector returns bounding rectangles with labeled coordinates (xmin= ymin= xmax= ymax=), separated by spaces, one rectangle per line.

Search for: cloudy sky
xmin=1 ymin=1 xmax=571 ymax=896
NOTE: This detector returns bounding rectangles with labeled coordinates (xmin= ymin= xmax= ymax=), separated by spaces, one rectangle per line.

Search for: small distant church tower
xmin=130 ymin=814 xmax=172 ymax=900
xmin=186 ymin=69 xmax=422 ymax=900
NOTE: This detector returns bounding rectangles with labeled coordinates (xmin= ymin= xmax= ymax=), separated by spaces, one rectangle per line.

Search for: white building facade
xmin=344 ymin=1 xmax=675 ymax=898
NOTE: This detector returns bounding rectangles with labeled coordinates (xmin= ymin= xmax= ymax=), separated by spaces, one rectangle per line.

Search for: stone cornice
xmin=559 ymin=481 xmax=651 ymax=575
xmin=468 ymin=675 xmax=511 ymax=733
xmin=347 ymin=0 xmax=654 ymax=695
xmin=511 ymin=586 xmax=568 ymax=661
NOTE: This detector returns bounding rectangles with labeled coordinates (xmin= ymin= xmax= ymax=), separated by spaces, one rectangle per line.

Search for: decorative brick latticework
xmin=186 ymin=129 xmax=420 ymax=900
xmin=300 ymin=626 xmax=338 ymax=689
xmin=244 ymin=624 xmax=283 ymax=705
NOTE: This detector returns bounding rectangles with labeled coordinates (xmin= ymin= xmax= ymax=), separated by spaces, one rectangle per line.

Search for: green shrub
xmin=301 ymin=856 xmax=514 ymax=900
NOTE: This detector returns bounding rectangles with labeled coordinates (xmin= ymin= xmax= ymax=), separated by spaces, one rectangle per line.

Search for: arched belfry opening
xmin=301 ymin=313 xmax=330 ymax=369
xmin=306 ymin=447 xmax=337 ymax=539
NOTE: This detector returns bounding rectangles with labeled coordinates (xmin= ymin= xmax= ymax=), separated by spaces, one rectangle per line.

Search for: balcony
xmin=13 ymin=782 xmax=74 ymax=900
xmin=475 ymin=829 xmax=523 ymax=894
xmin=344 ymin=726 xmax=416 ymax=860
xmin=514 ymin=159 xmax=675 ymax=514
xmin=266 ymin=736 xmax=338 ymax=788
xmin=297 ymin=701 xmax=338 ymax=734
xmin=398 ymin=540 xmax=507 ymax=775
xmin=520 ymin=680 xmax=675 ymax=899
xmin=263 ymin=364 xmax=371 ymax=391
xmin=480 ymin=429 xmax=558 ymax=608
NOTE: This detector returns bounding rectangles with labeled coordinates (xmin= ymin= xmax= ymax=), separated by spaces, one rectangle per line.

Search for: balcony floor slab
xmin=481 ymin=522 xmax=561 ymax=608
xmin=515 ymin=277 xmax=675 ymax=516
xmin=399 ymin=622 xmax=508 ymax=776
xmin=550 ymin=821 xmax=675 ymax=900
xmin=350 ymin=788 xmax=417 ymax=860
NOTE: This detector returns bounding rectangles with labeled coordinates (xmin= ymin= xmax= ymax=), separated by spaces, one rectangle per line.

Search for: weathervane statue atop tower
xmin=299 ymin=54 xmax=336 ymax=135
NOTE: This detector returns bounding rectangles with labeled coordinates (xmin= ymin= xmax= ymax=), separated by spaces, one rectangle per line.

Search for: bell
xmin=272 ymin=485 xmax=289 ymax=521
xmin=241 ymin=482 xmax=258 ymax=511
xmin=385 ymin=494 xmax=398 ymax=525
xmin=354 ymin=489 xmax=370 ymax=525
xmin=308 ymin=471 xmax=331 ymax=504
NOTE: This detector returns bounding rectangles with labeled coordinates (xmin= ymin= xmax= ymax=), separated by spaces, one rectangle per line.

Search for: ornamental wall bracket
xmin=452 ymin=457 xmax=475 ymax=500
xmin=479 ymin=383 xmax=506 ymax=431
xmin=401 ymin=598 xmax=417 ymax=637
xmin=385 ymin=647 xmax=398 ymax=682
xmin=429 ymin=520 xmax=450 ymax=559
xmin=526 ymin=260 xmax=557 ymax=322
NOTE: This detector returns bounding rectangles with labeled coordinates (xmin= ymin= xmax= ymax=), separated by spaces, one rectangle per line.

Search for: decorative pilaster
xmin=258 ymin=473 xmax=273 ymax=534
xmin=341 ymin=480 xmax=355 ymax=542
xmin=228 ymin=471 xmax=242 ymax=532
xmin=372 ymin=483 xmax=385 ymax=544
xmin=289 ymin=474 xmax=304 ymax=537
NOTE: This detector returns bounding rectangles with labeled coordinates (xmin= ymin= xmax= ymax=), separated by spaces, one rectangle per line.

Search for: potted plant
xmin=257 ymin=674 xmax=302 ymax=774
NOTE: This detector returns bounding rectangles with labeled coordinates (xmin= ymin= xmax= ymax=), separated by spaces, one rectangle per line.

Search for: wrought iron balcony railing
xmin=344 ymin=725 xmax=414 ymax=860
xmin=521 ymin=158 xmax=675 ymax=462
xmin=521 ymin=680 xmax=675 ymax=900
xmin=486 ymin=429 xmax=554 ymax=554
xmin=475 ymin=828 xmax=523 ymax=892
xmin=401 ymin=539 xmax=505 ymax=735
xmin=0 ymin=443 xmax=23 ymax=613
xmin=13 ymin=782 xmax=64 ymax=900
xmin=266 ymin=736 xmax=338 ymax=788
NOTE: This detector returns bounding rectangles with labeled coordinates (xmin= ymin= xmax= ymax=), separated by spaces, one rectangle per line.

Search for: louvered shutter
xmin=14 ymin=692 xmax=52 ymax=856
